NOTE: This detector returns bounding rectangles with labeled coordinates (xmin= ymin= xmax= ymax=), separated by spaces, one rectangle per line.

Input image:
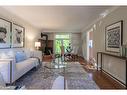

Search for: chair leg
xmin=72 ymin=55 xmax=74 ymax=62
xmin=76 ymin=55 xmax=79 ymax=61
xmin=74 ymin=55 xmax=76 ymax=61
xmin=74 ymin=55 xmax=76 ymax=62
xmin=72 ymin=55 xmax=75 ymax=62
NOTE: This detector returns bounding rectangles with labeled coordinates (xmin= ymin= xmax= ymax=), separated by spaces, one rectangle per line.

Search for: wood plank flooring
xmin=43 ymin=55 xmax=125 ymax=89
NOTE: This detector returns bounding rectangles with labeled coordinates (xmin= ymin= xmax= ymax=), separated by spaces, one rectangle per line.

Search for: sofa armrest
xmin=32 ymin=51 xmax=42 ymax=62
xmin=0 ymin=59 xmax=16 ymax=84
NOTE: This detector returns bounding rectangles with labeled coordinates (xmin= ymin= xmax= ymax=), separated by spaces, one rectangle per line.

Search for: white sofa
xmin=0 ymin=49 xmax=42 ymax=84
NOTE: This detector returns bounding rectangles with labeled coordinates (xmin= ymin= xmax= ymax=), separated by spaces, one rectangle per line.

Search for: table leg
xmin=100 ymin=53 xmax=102 ymax=72
xmin=97 ymin=53 xmax=98 ymax=71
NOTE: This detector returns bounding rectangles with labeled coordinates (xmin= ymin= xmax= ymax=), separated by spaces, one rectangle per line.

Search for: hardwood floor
xmin=43 ymin=55 xmax=125 ymax=89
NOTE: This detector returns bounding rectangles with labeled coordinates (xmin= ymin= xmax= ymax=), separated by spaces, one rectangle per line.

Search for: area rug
xmin=14 ymin=62 xmax=99 ymax=89
xmin=65 ymin=62 xmax=99 ymax=89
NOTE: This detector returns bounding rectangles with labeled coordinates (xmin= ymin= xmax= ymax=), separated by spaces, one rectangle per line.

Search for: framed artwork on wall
xmin=12 ymin=23 xmax=25 ymax=48
xmin=0 ymin=18 xmax=11 ymax=48
xmin=105 ymin=20 xmax=123 ymax=53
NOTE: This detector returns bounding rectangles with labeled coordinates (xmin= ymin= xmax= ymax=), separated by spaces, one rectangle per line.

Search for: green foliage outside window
xmin=55 ymin=34 xmax=70 ymax=54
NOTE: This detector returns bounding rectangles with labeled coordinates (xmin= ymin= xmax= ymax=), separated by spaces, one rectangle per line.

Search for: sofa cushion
xmin=15 ymin=52 xmax=26 ymax=63
xmin=32 ymin=51 xmax=42 ymax=62
xmin=24 ymin=49 xmax=33 ymax=58
xmin=15 ymin=58 xmax=38 ymax=81
xmin=0 ymin=53 xmax=10 ymax=59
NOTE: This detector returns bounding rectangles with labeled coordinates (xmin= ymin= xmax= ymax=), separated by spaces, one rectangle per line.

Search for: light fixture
xmin=35 ymin=42 xmax=41 ymax=50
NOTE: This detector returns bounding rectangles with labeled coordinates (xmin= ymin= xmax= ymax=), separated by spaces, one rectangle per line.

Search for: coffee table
xmin=43 ymin=57 xmax=68 ymax=89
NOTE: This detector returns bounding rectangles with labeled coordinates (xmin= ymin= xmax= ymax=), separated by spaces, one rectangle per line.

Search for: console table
xmin=97 ymin=52 xmax=127 ymax=88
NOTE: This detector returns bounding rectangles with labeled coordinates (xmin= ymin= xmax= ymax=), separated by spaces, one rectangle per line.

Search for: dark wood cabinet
xmin=47 ymin=40 xmax=53 ymax=48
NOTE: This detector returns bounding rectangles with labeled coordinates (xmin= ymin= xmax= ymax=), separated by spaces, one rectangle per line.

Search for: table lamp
xmin=35 ymin=42 xmax=41 ymax=50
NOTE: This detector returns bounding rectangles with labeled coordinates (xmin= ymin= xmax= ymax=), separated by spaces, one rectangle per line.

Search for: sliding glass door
xmin=55 ymin=34 xmax=70 ymax=54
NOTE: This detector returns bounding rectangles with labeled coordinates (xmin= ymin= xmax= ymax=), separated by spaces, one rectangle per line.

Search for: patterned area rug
xmin=65 ymin=62 xmax=99 ymax=89
xmin=14 ymin=62 xmax=99 ymax=89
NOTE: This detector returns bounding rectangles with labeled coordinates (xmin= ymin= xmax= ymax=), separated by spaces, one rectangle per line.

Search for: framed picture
xmin=0 ymin=18 xmax=11 ymax=48
xmin=12 ymin=23 xmax=25 ymax=48
xmin=105 ymin=20 xmax=123 ymax=52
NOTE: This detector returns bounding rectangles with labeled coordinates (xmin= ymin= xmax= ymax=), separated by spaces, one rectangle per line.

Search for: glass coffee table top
xmin=44 ymin=60 xmax=67 ymax=69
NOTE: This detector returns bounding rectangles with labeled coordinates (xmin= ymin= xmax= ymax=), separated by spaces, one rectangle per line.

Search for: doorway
xmin=87 ymin=29 xmax=93 ymax=61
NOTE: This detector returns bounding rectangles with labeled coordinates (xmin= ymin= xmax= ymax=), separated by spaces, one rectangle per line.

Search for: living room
xmin=0 ymin=5 xmax=127 ymax=93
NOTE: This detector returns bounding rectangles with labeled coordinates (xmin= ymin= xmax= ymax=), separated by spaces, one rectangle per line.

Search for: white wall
xmin=81 ymin=32 xmax=87 ymax=59
xmin=0 ymin=7 xmax=40 ymax=50
xmin=82 ymin=7 xmax=127 ymax=85
xmin=82 ymin=6 xmax=127 ymax=61
xmin=71 ymin=33 xmax=82 ymax=56
xmin=47 ymin=33 xmax=54 ymax=40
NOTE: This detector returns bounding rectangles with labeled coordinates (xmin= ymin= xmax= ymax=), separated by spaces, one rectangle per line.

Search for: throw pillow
xmin=15 ymin=52 xmax=26 ymax=63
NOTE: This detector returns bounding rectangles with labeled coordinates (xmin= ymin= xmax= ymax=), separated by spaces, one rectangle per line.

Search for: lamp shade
xmin=35 ymin=42 xmax=41 ymax=47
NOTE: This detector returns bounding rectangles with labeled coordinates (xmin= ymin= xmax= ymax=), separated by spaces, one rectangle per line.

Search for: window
xmin=55 ymin=34 xmax=71 ymax=54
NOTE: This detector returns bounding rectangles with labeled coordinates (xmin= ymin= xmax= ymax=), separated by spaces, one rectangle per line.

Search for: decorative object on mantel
xmin=12 ymin=23 xmax=25 ymax=48
xmin=105 ymin=20 xmax=123 ymax=53
xmin=0 ymin=18 xmax=11 ymax=48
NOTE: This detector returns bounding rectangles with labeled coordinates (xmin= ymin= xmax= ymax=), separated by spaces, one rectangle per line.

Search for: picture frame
xmin=105 ymin=20 xmax=123 ymax=53
xmin=12 ymin=23 xmax=25 ymax=48
xmin=0 ymin=18 xmax=11 ymax=48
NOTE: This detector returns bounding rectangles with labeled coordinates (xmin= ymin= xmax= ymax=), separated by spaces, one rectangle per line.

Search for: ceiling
xmin=3 ymin=6 xmax=112 ymax=32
